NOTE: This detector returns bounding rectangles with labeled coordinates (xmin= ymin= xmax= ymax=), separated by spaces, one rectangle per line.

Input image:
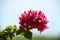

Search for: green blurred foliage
xmin=0 ymin=25 xmax=32 ymax=40
xmin=0 ymin=25 xmax=60 ymax=40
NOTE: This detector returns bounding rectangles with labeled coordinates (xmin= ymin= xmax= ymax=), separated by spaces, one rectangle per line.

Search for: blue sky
xmin=0 ymin=0 xmax=60 ymax=37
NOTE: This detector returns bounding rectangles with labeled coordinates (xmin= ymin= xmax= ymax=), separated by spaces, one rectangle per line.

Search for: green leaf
xmin=13 ymin=25 xmax=19 ymax=32
xmin=20 ymin=27 xmax=25 ymax=31
xmin=6 ymin=25 xmax=13 ymax=30
xmin=5 ymin=25 xmax=13 ymax=32
xmin=19 ymin=32 xmax=25 ymax=36
xmin=24 ymin=31 xmax=32 ymax=40
xmin=9 ymin=33 xmax=13 ymax=39
xmin=0 ymin=36 xmax=7 ymax=40
xmin=16 ymin=28 xmax=21 ymax=35
xmin=14 ymin=25 xmax=17 ymax=27
xmin=16 ymin=27 xmax=25 ymax=35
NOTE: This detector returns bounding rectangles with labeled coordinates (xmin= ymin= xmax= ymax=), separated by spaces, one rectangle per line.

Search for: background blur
xmin=0 ymin=0 xmax=60 ymax=39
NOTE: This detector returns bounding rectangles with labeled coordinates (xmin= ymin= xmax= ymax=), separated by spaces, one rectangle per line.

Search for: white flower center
xmin=24 ymin=28 xmax=27 ymax=30
xmin=28 ymin=25 xmax=31 ymax=28
xmin=38 ymin=20 xmax=41 ymax=23
xmin=35 ymin=17 xmax=38 ymax=19
xmin=24 ymin=23 xmax=26 ymax=25
xmin=33 ymin=19 xmax=35 ymax=21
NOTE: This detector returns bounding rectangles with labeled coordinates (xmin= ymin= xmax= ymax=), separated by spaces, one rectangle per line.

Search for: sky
xmin=0 ymin=0 xmax=60 ymax=37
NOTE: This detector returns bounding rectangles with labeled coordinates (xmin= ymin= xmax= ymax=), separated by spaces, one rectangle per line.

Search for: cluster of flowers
xmin=0 ymin=10 xmax=48 ymax=40
xmin=19 ymin=10 xmax=48 ymax=32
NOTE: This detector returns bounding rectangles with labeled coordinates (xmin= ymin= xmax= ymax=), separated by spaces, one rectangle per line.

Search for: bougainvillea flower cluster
xmin=19 ymin=10 xmax=48 ymax=32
